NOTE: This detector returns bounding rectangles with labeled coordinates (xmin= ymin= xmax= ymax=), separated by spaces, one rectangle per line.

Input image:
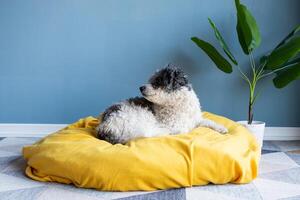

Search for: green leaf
xmin=208 ymin=18 xmax=238 ymax=65
xmin=283 ymin=56 xmax=300 ymax=66
xmin=236 ymin=20 xmax=249 ymax=54
xmin=275 ymin=25 xmax=300 ymax=49
xmin=191 ymin=37 xmax=233 ymax=73
xmin=265 ymin=36 xmax=300 ymax=70
xmin=269 ymin=57 xmax=300 ymax=75
xmin=262 ymin=25 xmax=300 ymax=66
xmin=273 ymin=62 xmax=300 ymax=88
xmin=235 ymin=0 xmax=261 ymax=54
xmin=260 ymin=55 xmax=268 ymax=65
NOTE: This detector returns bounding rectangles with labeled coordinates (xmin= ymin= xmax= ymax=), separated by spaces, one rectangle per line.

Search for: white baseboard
xmin=264 ymin=127 xmax=300 ymax=141
xmin=0 ymin=123 xmax=299 ymax=141
xmin=0 ymin=123 xmax=67 ymax=137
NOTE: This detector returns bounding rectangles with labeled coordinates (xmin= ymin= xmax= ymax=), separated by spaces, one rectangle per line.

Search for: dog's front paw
xmin=216 ymin=126 xmax=228 ymax=134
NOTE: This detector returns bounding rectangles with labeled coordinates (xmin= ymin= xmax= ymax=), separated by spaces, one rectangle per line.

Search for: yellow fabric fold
xmin=22 ymin=112 xmax=260 ymax=191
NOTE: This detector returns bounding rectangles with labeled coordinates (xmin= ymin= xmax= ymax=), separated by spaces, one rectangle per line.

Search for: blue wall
xmin=0 ymin=0 xmax=299 ymax=126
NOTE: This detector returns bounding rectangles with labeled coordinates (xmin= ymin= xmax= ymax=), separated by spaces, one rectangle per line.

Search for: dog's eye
xmin=151 ymin=77 xmax=163 ymax=89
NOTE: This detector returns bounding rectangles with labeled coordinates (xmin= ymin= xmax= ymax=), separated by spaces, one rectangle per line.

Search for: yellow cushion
xmin=22 ymin=112 xmax=260 ymax=191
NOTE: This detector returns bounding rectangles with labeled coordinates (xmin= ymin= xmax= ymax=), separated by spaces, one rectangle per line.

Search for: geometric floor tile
xmin=269 ymin=141 xmax=300 ymax=152
xmin=286 ymin=153 xmax=300 ymax=165
xmin=0 ymin=173 xmax=45 ymax=192
xmin=259 ymin=152 xmax=299 ymax=174
xmin=262 ymin=141 xmax=282 ymax=151
xmin=2 ymin=156 xmax=26 ymax=173
xmin=0 ymin=150 xmax=20 ymax=158
xmin=262 ymin=149 xmax=280 ymax=154
xmin=253 ymin=178 xmax=300 ymax=200
xmin=116 ymin=188 xmax=185 ymax=200
xmin=42 ymin=183 xmax=155 ymax=200
xmin=261 ymin=153 xmax=297 ymax=165
xmin=0 ymin=145 xmax=24 ymax=155
xmin=0 ymin=155 xmax=21 ymax=172
xmin=260 ymin=167 xmax=300 ymax=185
xmin=0 ymin=138 xmax=39 ymax=147
xmin=287 ymin=150 xmax=300 ymax=154
xmin=189 ymin=183 xmax=262 ymax=200
xmin=0 ymin=186 xmax=47 ymax=200
xmin=185 ymin=188 xmax=245 ymax=200
xmin=2 ymin=170 xmax=28 ymax=179
xmin=279 ymin=195 xmax=300 ymax=200
xmin=36 ymin=187 xmax=104 ymax=200
xmin=0 ymin=138 xmax=40 ymax=155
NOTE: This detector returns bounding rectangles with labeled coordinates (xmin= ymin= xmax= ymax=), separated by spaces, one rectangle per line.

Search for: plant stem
xmin=248 ymin=97 xmax=254 ymax=124
xmin=248 ymin=83 xmax=254 ymax=124
xmin=260 ymin=64 xmax=292 ymax=79
xmin=236 ymin=52 xmax=261 ymax=124
xmin=247 ymin=53 xmax=256 ymax=124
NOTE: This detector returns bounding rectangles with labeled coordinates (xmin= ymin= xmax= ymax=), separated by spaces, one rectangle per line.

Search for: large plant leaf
xmin=284 ymin=56 xmax=300 ymax=66
xmin=273 ymin=62 xmax=300 ymax=88
xmin=261 ymin=25 xmax=300 ymax=66
xmin=262 ymin=55 xmax=300 ymax=71
xmin=236 ymin=20 xmax=249 ymax=54
xmin=208 ymin=18 xmax=238 ymax=65
xmin=235 ymin=0 xmax=261 ymax=54
xmin=265 ymin=36 xmax=300 ymax=70
xmin=275 ymin=25 xmax=300 ymax=49
xmin=191 ymin=37 xmax=233 ymax=73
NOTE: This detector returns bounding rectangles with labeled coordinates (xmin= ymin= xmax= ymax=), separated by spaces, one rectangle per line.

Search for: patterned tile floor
xmin=0 ymin=137 xmax=300 ymax=200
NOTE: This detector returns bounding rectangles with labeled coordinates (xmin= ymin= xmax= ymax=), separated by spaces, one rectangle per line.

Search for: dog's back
xmin=97 ymin=97 xmax=168 ymax=144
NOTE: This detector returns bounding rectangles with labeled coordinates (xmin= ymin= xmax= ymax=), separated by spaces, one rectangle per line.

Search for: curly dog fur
xmin=96 ymin=65 xmax=227 ymax=144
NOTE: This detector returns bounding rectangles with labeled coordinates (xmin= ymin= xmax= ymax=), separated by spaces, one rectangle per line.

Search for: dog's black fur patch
xmin=149 ymin=65 xmax=188 ymax=92
xmin=128 ymin=97 xmax=154 ymax=114
xmin=97 ymin=104 xmax=122 ymax=144
xmin=102 ymin=104 xmax=121 ymax=121
xmin=98 ymin=98 xmax=154 ymax=144
xmin=97 ymin=129 xmax=119 ymax=144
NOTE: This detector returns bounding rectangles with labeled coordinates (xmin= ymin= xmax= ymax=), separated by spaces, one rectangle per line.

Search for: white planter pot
xmin=237 ymin=121 xmax=266 ymax=147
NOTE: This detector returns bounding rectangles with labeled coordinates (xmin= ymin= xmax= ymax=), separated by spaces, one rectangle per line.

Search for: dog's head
xmin=139 ymin=65 xmax=192 ymax=105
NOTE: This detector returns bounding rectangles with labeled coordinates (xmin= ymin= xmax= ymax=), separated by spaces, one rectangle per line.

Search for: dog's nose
xmin=139 ymin=86 xmax=146 ymax=93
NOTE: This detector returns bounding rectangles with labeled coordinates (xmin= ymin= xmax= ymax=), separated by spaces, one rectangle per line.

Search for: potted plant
xmin=191 ymin=0 xmax=300 ymax=146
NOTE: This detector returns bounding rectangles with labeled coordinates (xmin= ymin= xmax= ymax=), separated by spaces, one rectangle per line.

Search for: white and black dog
xmin=96 ymin=65 xmax=227 ymax=144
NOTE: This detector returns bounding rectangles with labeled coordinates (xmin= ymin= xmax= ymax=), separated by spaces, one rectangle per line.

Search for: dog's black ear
xmin=150 ymin=64 xmax=189 ymax=90
xmin=170 ymin=68 xmax=188 ymax=90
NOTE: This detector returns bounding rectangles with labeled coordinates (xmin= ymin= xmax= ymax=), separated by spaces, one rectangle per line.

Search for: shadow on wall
xmin=171 ymin=50 xmax=198 ymax=76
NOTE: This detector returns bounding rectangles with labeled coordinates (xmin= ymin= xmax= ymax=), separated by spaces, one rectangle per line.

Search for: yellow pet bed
xmin=22 ymin=112 xmax=260 ymax=191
